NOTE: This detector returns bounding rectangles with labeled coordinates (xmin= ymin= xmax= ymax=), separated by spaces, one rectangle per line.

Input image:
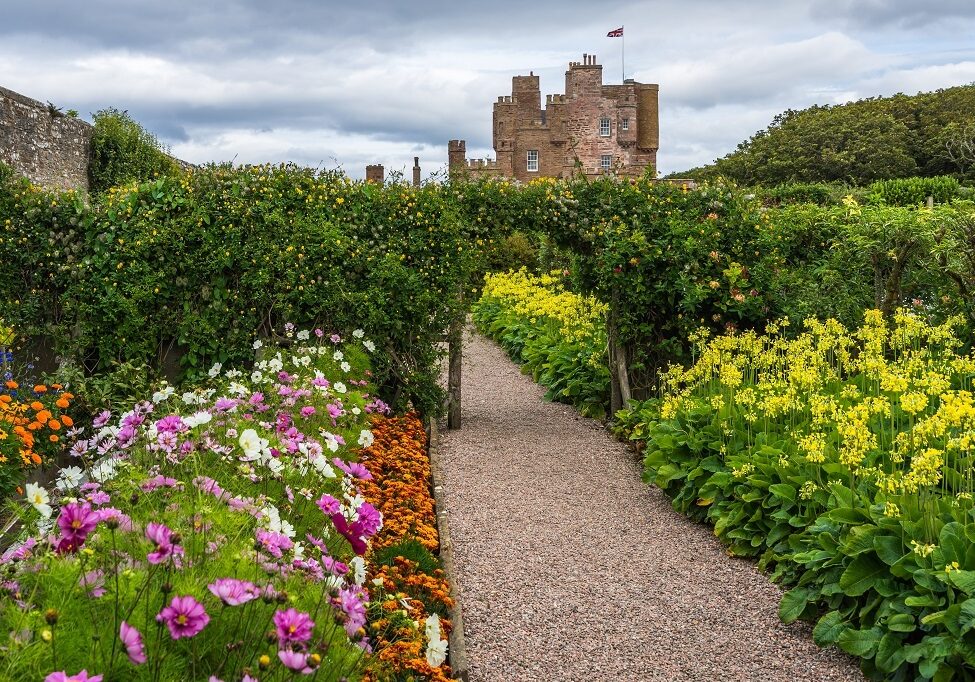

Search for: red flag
xmin=607 ymin=27 xmax=623 ymax=37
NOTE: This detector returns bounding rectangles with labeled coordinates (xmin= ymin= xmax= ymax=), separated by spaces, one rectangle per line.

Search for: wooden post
xmin=447 ymin=315 xmax=463 ymax=429
xmin=927 ymin=195 xmax=934 ymax=209
xmin=607 ymin=287 xmax=631 ymax=418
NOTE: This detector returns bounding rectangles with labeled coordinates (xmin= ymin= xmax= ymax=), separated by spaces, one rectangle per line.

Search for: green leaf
xmin=837 ymin=627 xmax=881 ymax=657
xmin=813 ymin=611 xmax=846 ymax=646
xmin=779 ymin=587 xmax=810 ymax=624
xmin=768 ymin=483 xmax=797 ymax=504
xmin=875 ymin=632 xmax=907 ymax=673
xmin=873 ymin=534 xmax=905 ymax=566
xmin=886 ymin=613 xmax=916 ymax=633
xmin=949 ymin=569 xmax=975 ymax=595
xmin=839 ymin=554 xmax=888 ymax=597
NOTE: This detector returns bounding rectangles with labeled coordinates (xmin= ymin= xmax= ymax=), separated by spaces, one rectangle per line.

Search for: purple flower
xmin=355 ymin=502 xmax=382 ymax=537
xmin=92 ymin=410 xmax=112 ymax=428
xmin=140 ymin=475 xmax=180 ymax=492
xmin=316 ymin=494 xmax=341 ymax=516
xmin=330 ymin=334 xmax=341 ymax=344
xmin=321 ymin=555 xmax=349 ymax=576
xmin=256 ymin=529 xmax=293 ymax=559
xmin=329 ymin=513 xmax=367 ymax=555
xmin=0 ymin=537 xmax=37 ymax=564
xmin=86 ymin=491 xmax=111 ymax=506
xmin=213 ymin=397 xmax=238 ymax=413
xmin=45 ymin=672 xmax=103 ymax=682
xmin=208 ymin=578 xmax=259 ymax=606
xmin=156 ymin=595 xmax=209 ymax=639
xmin=95 ymin=507 xmax=133 ymax=531
xmin=155 ymin=415 xmax=188 ymax=434
xmin=146 ymin=523 xmax=184 ymax=565
xmin=57 ymin=502 xmax=99 ymax=545
xmin=299 ymin=406 xmax=316 ymax=418
xmin=332 ymin=458 xmax=373 ymax=481
xmin=278 ymin=649 xmax=315 ymax=673
xmin=273 ymin=608 xmax=314 ymax=646
xmin=337 ymin=586 xmax=368 ymax=637
xmin=79 ymin=569 xmax=106 ymax=598
xmin=119 ymin=621 xmax=147 ymax=665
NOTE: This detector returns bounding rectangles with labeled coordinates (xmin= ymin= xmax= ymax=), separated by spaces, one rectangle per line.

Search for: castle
xmin=449 ymin=54 xmax=658 ymax=181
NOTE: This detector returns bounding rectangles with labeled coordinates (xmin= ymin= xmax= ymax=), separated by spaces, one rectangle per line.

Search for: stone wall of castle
xmin=0 ymin=85 xmax=93 ymax=192
xmin=450 ymin=54 xmax=659 ymax=182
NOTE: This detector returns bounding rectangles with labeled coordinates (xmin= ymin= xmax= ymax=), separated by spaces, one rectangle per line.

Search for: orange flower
xmin=33 ymin=385 xmax=47 ymax=393
xmin=35 ymin=410 xmax=51 ymax=424
xmin=48 ymin=435 xmax=59 ymax=443
xmin=61 ymin=415 xmax=74 ymax=427
xmin=0 ymin=395 xmax=11 ymax=404
xmin=56 ymin=398 xmax=70 ymax=409
xmin=48 ymin=419 xmax=61 ymax=431
xmin=51 ymin=383 xmax=63 ymax=390
xmin=5 ymin=380 xmax=18 ymax=389
xmin=30 ymin=401 xmax=44 ymax=412
xmin=61 ymin=392 xmax=74 ymax=400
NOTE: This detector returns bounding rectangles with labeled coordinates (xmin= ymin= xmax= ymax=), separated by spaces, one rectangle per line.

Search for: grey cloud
xmin=809 ymin=0 xmax=975 ymax=28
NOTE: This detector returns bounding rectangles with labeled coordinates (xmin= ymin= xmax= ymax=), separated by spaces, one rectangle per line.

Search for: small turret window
xmin=621 ymin=118 xmax=630 ymax=131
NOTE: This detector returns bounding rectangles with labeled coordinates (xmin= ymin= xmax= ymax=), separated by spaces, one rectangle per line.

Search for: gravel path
xmin=437 ymin=329 xmax=863 ymax=682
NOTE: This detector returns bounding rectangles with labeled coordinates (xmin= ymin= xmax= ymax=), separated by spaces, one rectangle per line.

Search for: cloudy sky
xmin=3 ymin=0 xmax=975 ymax=179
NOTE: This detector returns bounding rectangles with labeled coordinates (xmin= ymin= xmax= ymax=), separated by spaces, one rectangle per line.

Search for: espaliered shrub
xmin=616 ymin=310 xmax=975 ymax=679
xmin=0 ymin=163 xmax=499 ymax=414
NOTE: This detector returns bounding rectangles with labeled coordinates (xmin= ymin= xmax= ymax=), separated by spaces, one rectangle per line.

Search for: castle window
xmin=599 ymin=117 xmax=611 ymax=137
xmin=600 ymin=155 xmax=612 ymax=170
xmin=621 ymin=118 xmax=630 ymax=131
xmin=527 ymin=150 xmax=539 ymax=172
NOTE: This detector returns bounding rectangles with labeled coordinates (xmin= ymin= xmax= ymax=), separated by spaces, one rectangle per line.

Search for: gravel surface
xmin=437 ymin=329 xmax=864 ymax=682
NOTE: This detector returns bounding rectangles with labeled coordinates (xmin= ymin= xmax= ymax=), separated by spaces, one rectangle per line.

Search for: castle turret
xmin=636 ymin=84 xmax=659 ymax=151
xmin=448 ymin=140 xmax=467 ymax=174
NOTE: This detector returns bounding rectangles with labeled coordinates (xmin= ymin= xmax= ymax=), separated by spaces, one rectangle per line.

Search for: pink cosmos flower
xmin=156 ymin=595 xmax=209 ymax=639
xmin=119 ymin=621 xmax=147 ymax=665
xmin=140 ymin=475 xmax=180 ymax=492
xmin=208 ymin=578 xmax=259 ymax=606
xmin=329 ymin=512 xmax=367 ymax=555
xmin=146 ymin=523 xmax=184 ymax=565
xmin=332 ymin=458 xmax=372 ymax=481
xmin=316 ymin=494 xmax=341 ymax=516
xmin=299 ymin=406 xmax=316 ymax=418
xmin=155 ymin=415 xmax=188 ymax=434
xmin=79 ymin=569 xmax=106 ymax=598
xmin=278 ymin=649 xmax=314 ymax=673
xmin=273 ymin=608 xmax=315 ymax=646
xmin=355 ymin=502 xmax=382 ymax=537
xmin=45 ymin=671 xmax=103 ymax=682
xmin=255 ymin=528 xmax=293 ymax=559
xmin=92 ymin=410 xmax=112 ymax=428
xmin=337 ymin=586 xmax=368 ymax=637
xmin=57 ymin=503 xmax=99 ymax=553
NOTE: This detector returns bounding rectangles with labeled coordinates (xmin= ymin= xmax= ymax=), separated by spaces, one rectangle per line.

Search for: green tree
xmin=88 ymin=108 xmax=179 ymax=194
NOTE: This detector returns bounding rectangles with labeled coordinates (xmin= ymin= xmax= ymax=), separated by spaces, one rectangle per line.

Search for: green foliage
xmin=0 ymin=163 xmax=497 ymax=415
xmin=88 ymin=108 xmax=179 ymax=194
xmin=615 ymin=311 xmax=975 ymax=679
xmin=676 ymin=85 xmax=975 ymax=185
xmin=758 ymin=182 xmax=856 ymax=206
xmin=867 ymin=176 xmax=961 ymax=206
xmin=372 ymin=538 xmax=441 ymax=576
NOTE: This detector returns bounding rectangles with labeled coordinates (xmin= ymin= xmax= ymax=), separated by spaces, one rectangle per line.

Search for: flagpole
xmin=622 ymin=24 xmax=625 ymax=82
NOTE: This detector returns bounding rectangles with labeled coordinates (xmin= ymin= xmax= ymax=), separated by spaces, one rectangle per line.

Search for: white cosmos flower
xmin=296 ymin=330 xmax=310 ymax=341
xmin=363 ymin=340 xmax=375 ymax=353
xmin=250 ymin=371 xmax=264 ymax=384
xmin=311 ymin=454 xmax=337 ymax=477
xmin=341 ymin=361 xmax=351 ymax=373
xmin=353 ymin=329 xmax=365 ymax=339
xmin=225 ymin=369 xmax=243 ymax=379
xmin=351 ymin=407 xmax=361 ymax=416
xmin=266 ymin=457 xmax=284 ymax=475
xmin=228 ymin=381 xmax=249 ymax=396
xmin=152 ymin=385 xmax=175 ymax=403
xmin=425 ymin=637 xmax=448 ymax=668
xmin=90 ymin=458 xmax=119 ymax=483
xmin=253 ymin=339 xmax=263 ymax=350
xmin=184 ymin=411 xmax=213 ymax=429
xmin=268 ymin=357 xmax=284 ymax=372
xmin=293 ymin=541 xmax=305 ymax=560
xmin=25 ymin=483 xmax=52 ymax=519
xmin=207 ymin=362 xmax=222 ymax=378
xmin=350 ymin=556 xmax=366 ymax=586
xmin=321 ymin=432 xmax=340 ymax=453
xmin=239 ymin=429 xmax=268 ymax=460
xmin=332 ymin=350 xmax=344 ymax=361
xmin=333 ymin=382 xmax=347 ymax=394
xmin=424 ymin=614 xmax=442 ymax=641
xmin=358 ymin=429 xmax=374 ymax=448
xmin=56 ymin=466 xmax=84 ymax=491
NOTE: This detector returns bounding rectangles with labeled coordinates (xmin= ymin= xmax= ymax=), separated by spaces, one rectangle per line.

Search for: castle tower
xmin=447 ymin=139 xmax=467 ymax=175
xmin=412 ymin=156 xmax=421 ymax=186
xmin=365 ymin=164 xmax=384 ymax=183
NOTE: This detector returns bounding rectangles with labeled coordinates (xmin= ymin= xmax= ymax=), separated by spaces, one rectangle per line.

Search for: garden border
xmin=427 ymin=418 xmax=470 ymax=682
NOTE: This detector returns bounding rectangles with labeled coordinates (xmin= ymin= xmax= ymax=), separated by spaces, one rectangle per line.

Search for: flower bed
xmin=472 ymin=269 xmax=610 ymax=418
xmin=359 ymin=415 xmax=455 ymax=682
xmin=0 ymin=327 xmax=395 ymax=681
xmin=617 ymin=310 xmax=975 ymax=679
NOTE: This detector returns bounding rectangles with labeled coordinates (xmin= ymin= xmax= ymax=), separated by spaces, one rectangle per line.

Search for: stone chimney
xmin=412 ymin=157 xmax=421 ymax=187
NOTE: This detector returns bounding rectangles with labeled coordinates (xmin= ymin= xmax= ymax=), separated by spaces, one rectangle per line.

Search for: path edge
xmin=427 ymin=418 xmax=470 ymax=682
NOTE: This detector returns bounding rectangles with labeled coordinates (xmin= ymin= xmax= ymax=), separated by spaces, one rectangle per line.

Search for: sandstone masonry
xmin=0 ymin=85 xmax=93 ymax=192
xmin=449 ymin=54 xmax=658 ymax=181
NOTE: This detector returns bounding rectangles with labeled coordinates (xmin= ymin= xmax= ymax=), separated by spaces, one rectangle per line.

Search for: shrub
xmin=89 ymin=108 xmax=180 ymax=194
xmin=867 ymin=175 xmax=961 ymax=206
